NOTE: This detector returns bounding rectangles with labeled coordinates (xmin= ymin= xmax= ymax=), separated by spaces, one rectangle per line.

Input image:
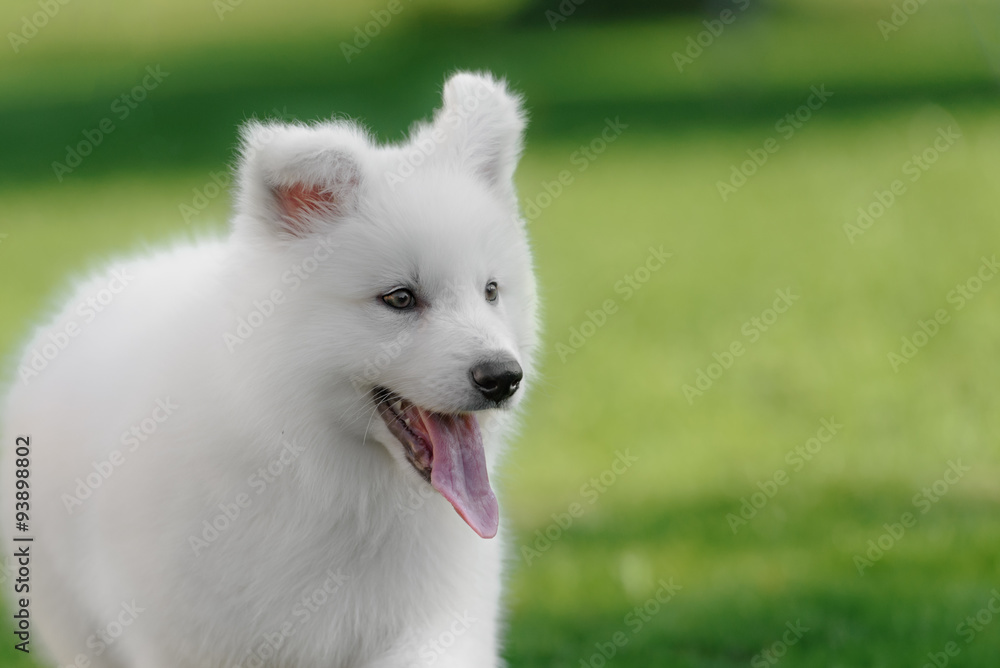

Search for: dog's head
xmin=231 ymin=72 xmax=537 ymax=538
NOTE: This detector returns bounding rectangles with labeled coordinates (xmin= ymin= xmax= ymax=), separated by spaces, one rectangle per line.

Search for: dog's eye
xmin=485 ymin=281 xmax=499 ymax=303
xmin=382 ymin=288 xmax=416 ymax=310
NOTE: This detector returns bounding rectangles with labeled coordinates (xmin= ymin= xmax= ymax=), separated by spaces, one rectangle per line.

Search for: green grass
xmin=2 ymin=1 xmax=1000 ymax=666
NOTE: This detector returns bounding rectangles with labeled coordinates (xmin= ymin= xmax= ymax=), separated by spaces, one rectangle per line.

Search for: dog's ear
xmin=234 ymin=120 xmax=367 ymax=238
xmin=422 ymin=71 xmax=526 ymax=202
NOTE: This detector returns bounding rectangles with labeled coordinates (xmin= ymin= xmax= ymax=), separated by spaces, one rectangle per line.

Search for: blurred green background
xmin=2 ymin=0 xmax=1000 ymax=665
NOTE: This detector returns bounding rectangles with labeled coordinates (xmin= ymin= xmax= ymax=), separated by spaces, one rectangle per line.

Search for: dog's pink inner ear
xmin=273 ymin=183 xmax=336 ymax=236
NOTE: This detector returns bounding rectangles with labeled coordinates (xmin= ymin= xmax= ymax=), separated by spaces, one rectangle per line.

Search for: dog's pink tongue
xmin=417 ymin=409 xmax=498 ymax=539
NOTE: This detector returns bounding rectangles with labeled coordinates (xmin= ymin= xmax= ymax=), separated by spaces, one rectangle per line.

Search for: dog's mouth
xmin=372 ymin=387 xmax=499 ymax=539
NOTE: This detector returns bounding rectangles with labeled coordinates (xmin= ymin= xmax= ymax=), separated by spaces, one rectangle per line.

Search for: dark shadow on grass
xmin=504 ymin=486 xmax=1000 ymax=666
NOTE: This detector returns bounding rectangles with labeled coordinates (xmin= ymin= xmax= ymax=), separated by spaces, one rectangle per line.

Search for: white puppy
xmin=2 ymin=71 xmax=538 ymax=667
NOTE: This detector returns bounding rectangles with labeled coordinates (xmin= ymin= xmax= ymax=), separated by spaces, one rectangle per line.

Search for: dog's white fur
xmin=1 ymin=72 xmax=537 ymax=667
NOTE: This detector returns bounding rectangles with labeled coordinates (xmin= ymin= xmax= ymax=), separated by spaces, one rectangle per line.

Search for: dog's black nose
xmin=470 ymin=358 xmax=523 ymax=403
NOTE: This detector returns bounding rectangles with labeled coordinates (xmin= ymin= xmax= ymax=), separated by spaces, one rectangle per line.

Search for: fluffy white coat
xmin=1 ymin=71 xmax=538 ymax=668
